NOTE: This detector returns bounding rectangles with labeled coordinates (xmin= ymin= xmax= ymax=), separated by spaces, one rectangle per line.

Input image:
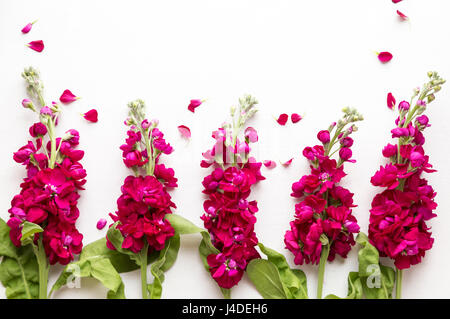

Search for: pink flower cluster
xmin=285 ymin=109 xmax=362 ymax=266
xmin=369 ymin=73 xmax=445 ymax=270
xmin=107 ymin=99 xmax=177 ymax=255
xmin=200 ymin=95 xmax=263 ymax=289
xmin=8 ymin=124 xmax=86 ymax=265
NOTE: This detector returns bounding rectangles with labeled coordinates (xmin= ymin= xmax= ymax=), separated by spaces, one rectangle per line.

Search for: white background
xmin=1 ymin=0 xmax=449 ymax=299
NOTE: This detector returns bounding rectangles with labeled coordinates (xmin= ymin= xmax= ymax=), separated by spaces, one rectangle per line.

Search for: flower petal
xmin=177 ymin=125 xmax=191 ymax=139
xmin=281 ymin=158 xmax=293 ymax=167
xmin=276 ymin=113 xmax=289 ymax=125
xmin=387 ymin=92 xmax=396 ymax=109
xmin=96 ymin=218 xmax=107 ymax=230
xmin=27 ymin=40 xmax=44 ymax=52
xmin=188 ymin=99 xmax=203 ymax=113
xmin=291 ymin=113 xmax=302 ymax=123
xmin=60 ymin=89 xmax=79 ymax=103
xmin=21 ymin=23 xmax=33 ymax=33
xmin=83 ymin=109 xmax=98 ymax=123
xmin=392 ymin=0 xmax=402 ymax=3
xmin=263 ymin=160 xmax=277 ymax=169
xmin=396 ymin=10 xmax=408 ymax=20
xmin=377 ymin=51 xmax=393 ymax=63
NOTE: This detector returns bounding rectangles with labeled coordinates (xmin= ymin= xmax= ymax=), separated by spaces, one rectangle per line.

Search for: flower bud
xmin=398 ymin=100 xmax=410 ymax=111
xmin=22 ymin=98 xmax=34 ymax=110
xmin=339 ymin=147 xmax=352 ymax=161
xmin=427 ymin=94 xmax=435 ymax=103
xmin=317 ymin=130 xmax=330 ymax=144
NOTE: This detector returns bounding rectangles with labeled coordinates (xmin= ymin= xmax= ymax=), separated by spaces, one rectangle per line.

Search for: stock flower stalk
xmin=369 ymin=72 xmax=445 ymax=298
xmin=284 ymin=108 xmax=363 ymax=299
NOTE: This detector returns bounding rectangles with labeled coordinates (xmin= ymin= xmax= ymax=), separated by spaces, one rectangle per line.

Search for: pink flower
xmin=178 ymin=125 xmax=191 ymax=139
xmin=83 ymin=109 xmax=98 ymax=123
xmin=339 ymin=147 xmax=352 ymax=161
xmin=398 ymin=100 xmax=410 ymax=111
xmin=244 ymin=127 xmax=258 ymax=143
xmin=291 ymin=113 xmax=302 ymax=123
xmin=96 ymin=218 xmax=107 ymax=230
xmin=40 ymin=106 xmax=53 ymax=115
xmin=59 ymin=90 xmax=79 ymax=103
xmin=377 ymin=51 xmax=393 ymax=63
xmin=317 ymin=130 xmax=330 ymax=144
xmin=188 ymin=99 xmax=203 ymax=113
xmin=382 ymin=143 xmax=397 ymax=158
xmin=29 ymin=122 xmax=47 ymax=137
xmin=276 ymin=113 xmax=289 ymax=125
xmin=27 ymin=40 xmax=44 ymax=52
xmin=371 ymin=164 xmax=401 ymax=189
xmin=387 ymin=93 xmax=396 ymax=109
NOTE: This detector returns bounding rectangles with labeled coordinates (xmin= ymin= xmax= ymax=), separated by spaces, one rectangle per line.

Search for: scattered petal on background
xmin=59 ymin=89 xmax=79 ymax=103
xmin=188 ymin=99 xmax=203 ymax=113
xmin=83 ymin=109 xmax=98 ymax=123
xmin=276 ymin=113 xmax=289 ymax=125
xmin=392 ymin=0 xmax=403 ymax=3
xmin=377 ymin=51 xmax=393 ymax=63
xmin=291 ymin=113 xmax=302 ymax=123
xmin=281 ymin=158 xmax=293 ymax=167
xmin=21 ymin=21 xmax=37 ymax=33
xmin=96 ymin=218 xmax=107 ymax=230
xmin=397 ymin=10 xmax=408 ymax=20
xmin=263 ymin=160 xmax=277 ymax=169
xmin=27 ymin=40 xmax=44 ymax=52
xmin=387 ymin=92 xmax=396 ymax=109
xmin=178 ymin=125 xmax=191 ymax=139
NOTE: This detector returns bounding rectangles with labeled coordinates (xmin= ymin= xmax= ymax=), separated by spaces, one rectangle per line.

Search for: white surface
xmin=1 ymin=0 xmax=450 ymax=299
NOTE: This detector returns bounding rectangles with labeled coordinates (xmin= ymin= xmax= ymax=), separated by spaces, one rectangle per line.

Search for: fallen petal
xmin=97 ymin=218 xmax=107 ymax=230
xmin=188 ymin=99 xmax=203 ymax=113
xmin=392 ymin=0 xmax=402 ymax=3
xmin=27 ymin=40 xmax=44 ymax=52
xmin=377 ymin=51 xmax=393 ymax=63
xmin=263 ymin=160 xmax=276 ymax=169
xmin=387 ymin=92 xmax=396 ymax=109
xmin=291 ymin=113 xmax=302 ymax=123
xmin=281 ymin=158 xmax=293 ymax=167
xmin=276 ymin=113 xmax=289 ymax=125
xmin=83 ymin=109 xmax=98 ymax=123
xmin=21 ymin=22 xmax=33 ymax=33
xmin=178 ymin=125 xmax=191 ymax=138
xmin=396 ymin=10 xmax=408 ymax=20
xmin=60 ymin=89 xmax=79 ymax=103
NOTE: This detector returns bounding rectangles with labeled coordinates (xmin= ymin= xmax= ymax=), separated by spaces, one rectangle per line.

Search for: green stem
xmin=139 ymin=244 xmax=149 ymax=299
xmin=316 ymin=244 xmax=330 ymax=299
xmin=33 ymin=236 xmax=49 ymax=299
xmin=395 ymin=268 xmax=403 ymax=299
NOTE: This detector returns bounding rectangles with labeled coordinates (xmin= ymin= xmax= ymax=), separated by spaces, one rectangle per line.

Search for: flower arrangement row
xmin=0 ymin=67 xmax=445 ymax=299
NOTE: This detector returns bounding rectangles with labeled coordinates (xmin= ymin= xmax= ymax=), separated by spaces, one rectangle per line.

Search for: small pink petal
xmin=276 ymin=113 xmax=289 ymax=125
xmin=21 ymin=23 xmax=33 ymax=33
xmin=188 ymin=99 xmax=203 ymax=113
xmin=396 ymin=10 xmax=408 ymax=20
xmin=27 ymin=40 xmax=44 ymax=52
xmin=178 ymin=125 xmax=191 ymax=138
xmin=291 ymin=113 xmax=302 ymax=123
xmin=83 ymin=109 xmax=98 ymax=123
xmin=281 ymin=158 xmax=293 ymax=167
xmin=392 ymin=0 xmax=402 ymax=3
xmin=387 ymin=92 xmax=396 ymax=109
xmin=60 ymin=89 xmax=79 ymax=103
xmin=377 ymin=51 xmax=393 ymax=63
xmin=263 ymin=160 xmax=277 ymax=169
xmin=97 ymin=218 xmax=107 ymax=230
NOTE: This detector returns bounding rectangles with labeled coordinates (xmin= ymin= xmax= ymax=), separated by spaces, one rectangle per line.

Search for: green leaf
xmin=325 ymin=272 xmax=362 ymax=299
xmin=148 ymin=234 xmax=181 ymax=299
xmin=20 ymin=221 xmax=43 ymax=245
xmin=198 ymin=231 xmax=220 ymax=271
xmin=356 ymin=233 xmax=395 ymax=299
xmin=247 ymin=259 xmax=288 ymax=299
xmin=165 ymin=214 xmax=203 ymax=234
xmin=0 ymin=218 xmax=39 ymax=299
xmin=257 ymin=243 xmax=308 ymax=299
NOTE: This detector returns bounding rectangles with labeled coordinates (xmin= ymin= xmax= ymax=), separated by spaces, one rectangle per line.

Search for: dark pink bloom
xmin=399 ymin=100 xmax=410 ymax=110
xmin=377 ymin=51 xmax=393 ymax=63
xmin=177 ymin=125 xmax=191 ymax=139
xmin=382 ymin=143 xmax=397 ymax=158
xmin=387 ymin=93 xmax=396 ymax=109
xmin=29 ymin=122 xmax=47 ymax=137
xmin=83 ymin=109 xmax=98 ymax=123
xmin=339 ymin=147 xmax=352 ymax=161
xmin=276 ymin=113 xmax=289 ymax=126
xmin=59 ymin=90 xmax=79 ymax=103
xmin=188 ymin=99 xmax=202 ymax=113
xmin=27 ymin=40 xmax=44 ymax=52
xmin=317 ymin=130 xmax=330 ymax=144
xmin=291 ymin=113 xmax=302 ymax=123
